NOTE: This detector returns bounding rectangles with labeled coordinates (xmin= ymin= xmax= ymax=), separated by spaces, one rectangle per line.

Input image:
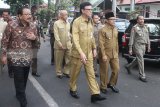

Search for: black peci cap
xmin=105 ymin=12 xmax=115 ymax=19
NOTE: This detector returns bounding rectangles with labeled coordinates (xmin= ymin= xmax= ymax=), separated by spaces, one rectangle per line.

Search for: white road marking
xmin=29 ymin=73 xmax=59 ymax=107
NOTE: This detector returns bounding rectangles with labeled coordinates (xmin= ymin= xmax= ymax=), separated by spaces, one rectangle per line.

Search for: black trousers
xmin=8 ymin=64 xmax=14 ymax=75
xmin=12 ymin=66 xmax=30 ymax=102
xmin=50 ymin=34 xmax=55 ymax=64
xmin=32 ymin=49 xmax=38 ymax=74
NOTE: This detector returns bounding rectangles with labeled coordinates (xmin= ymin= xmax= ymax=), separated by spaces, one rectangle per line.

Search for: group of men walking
xmin=51 ymin=2 xmax=120 ymax=103
xmin=0 ymin=1 xmax=151 ymax=107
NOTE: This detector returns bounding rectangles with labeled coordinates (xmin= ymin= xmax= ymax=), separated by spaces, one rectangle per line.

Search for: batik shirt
xmin=1 ymin=19 xmax=38 ymax=67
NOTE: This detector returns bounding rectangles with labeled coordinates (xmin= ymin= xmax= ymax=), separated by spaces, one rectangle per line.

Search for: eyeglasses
xmin=84 ymin=8 xmax=92 ymax=11
xmin=22 ymin=14 xmax=32 ymax=16
xmin=108 ymin=18 xmax=116 ymax=20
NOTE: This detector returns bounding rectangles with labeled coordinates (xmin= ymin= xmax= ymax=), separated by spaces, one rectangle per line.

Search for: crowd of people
xmin=0 ymin=1 xmax=150 ymax=107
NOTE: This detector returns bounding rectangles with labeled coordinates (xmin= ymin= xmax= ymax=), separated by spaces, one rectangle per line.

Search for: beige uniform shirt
xmin=71 ymin=16 xmax=96 ymax=60
xmin=129 ymin=24 xmax=150 ymax=51
xmin=54 ymin=19 xmax=72 ymax=49
xmin=99 ymin=23 xmax=119 ymax=58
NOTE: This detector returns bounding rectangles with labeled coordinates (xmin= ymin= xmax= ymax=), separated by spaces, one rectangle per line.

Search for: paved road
xmin=0 ymin=38 xmax=160 ymax=107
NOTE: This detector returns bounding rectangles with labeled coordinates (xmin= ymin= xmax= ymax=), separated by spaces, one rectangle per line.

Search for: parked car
xmin=115 ymin=18 xmax=130 ymax=51
xmin=122 ymin=18 xmax=160 ymax=63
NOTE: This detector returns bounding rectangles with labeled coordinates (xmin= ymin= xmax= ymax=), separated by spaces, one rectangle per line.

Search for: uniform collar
xmin=105 ymin=23 xmax=115 ymax=29
xmin=59 ymin=19 xmax=67 ymax=24
xmin=80 ymin=16 xmax=91 ymax=23
xmin=137 ymin=23 xmax=145 ymax=28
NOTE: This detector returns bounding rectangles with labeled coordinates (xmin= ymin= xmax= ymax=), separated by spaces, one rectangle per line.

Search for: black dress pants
xmin=12 ymin=66 xmax=30 ymax=104
xmin=8 ymin=64 xmax=14 ymax=75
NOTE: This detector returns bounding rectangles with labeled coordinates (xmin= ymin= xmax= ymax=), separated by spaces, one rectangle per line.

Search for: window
xmin=125 ymin=8 xmax=130 ymax=11
xmin=147 ymin=23 xmax=160 ymax=36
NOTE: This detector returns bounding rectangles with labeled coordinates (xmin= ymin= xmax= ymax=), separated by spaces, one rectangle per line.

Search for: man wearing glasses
xmin=69 ymin=2 xmax=106 ymax=103
xmin=99 ymin=12 xmax=120 ymax=94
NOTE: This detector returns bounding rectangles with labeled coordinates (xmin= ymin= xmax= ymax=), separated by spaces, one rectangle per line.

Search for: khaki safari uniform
xmin=93 ymin=22 xmax=104 ymax=73
xmin=99 ymin=23 xmax=119 ymax=90
xmin=69 ymin=16 xmax=100 ymax=95
xmin=128 ymin=24 xmax=150 ymax=78
xmin=54 ymin=19 xmax=72 ymax=76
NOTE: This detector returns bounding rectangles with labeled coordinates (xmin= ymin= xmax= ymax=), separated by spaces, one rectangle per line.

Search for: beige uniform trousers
xmin=54 ymin=49 xmax=71 ymax=76
xmin=69 ymin=57 xmax=100 ymax=95
xmin=128 ymin=43 xmax=146 ymax=78
xmin=99 ymin=55 xmax=119 ymax=90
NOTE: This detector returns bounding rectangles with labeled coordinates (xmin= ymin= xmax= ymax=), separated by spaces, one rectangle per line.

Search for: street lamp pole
xmin=130 ymin=0 xmax=135 ymax=12
xmin=112 ymin=0 xmax=117 ymax=16
xmin=29 ymin=0 xmax=31 ymax=9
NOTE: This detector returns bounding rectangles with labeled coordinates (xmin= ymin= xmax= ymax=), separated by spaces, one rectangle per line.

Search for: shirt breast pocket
xmin=137 ymin=30 xmax=143 ymax=37
xmin=80 ymin=23 xmax=87 ymax=33
xmin=59 ymin=27 xmax=65 ymax=33
xmin=105 ymin=32 xmax=111 ymax=39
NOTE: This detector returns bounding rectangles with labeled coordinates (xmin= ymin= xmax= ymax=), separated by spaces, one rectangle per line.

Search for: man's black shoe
xmin=100 ymin=88 xmax=107 ymax=94
xmin=91 ymin=94 xmax=106 ymax=103
xmin=9 ymin=73 xmax=14 ymax=78
xmin=63 ymin=73 xmax=70 ymax=78
xmin=32 ymin=73 xmax=40 ymax=77
xmin=107 ymin=84 xmax=119 ymax=93
xmin=57 ymin=75 xmax=63 ymax=79
xmin=69 ymin=90 xmax=79 ymax=99
xmin=139 ymin=77 xmax=147 ymax=82
xmin=125 ymin=65 xmax=131 ymax=74
xmin=20 ymin=99 xmax=27 ymax=107
xmin=17 ymin=95 xmax=27 ymax=107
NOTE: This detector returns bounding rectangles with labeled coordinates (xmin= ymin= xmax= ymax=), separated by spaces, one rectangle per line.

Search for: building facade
xmin=117 ymin=0 xmax=160 ymax=18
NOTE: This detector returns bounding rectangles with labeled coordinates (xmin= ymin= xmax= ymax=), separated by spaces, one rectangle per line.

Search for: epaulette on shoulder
xmin=133 ymin=24 xmax=138 ymax=28
xmin=144 ymin=24 xmax=148 ymax=27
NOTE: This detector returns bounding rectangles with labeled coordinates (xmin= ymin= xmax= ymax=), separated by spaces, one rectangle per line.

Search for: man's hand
xmin=102 ymin=55 xmax=107 ymax=62
xmin=93 ymin=49 xmax=97 ymax=58
xmin=80 ymin=52 xmax=87 ymax=64
xmin=147 ymin=48 xmax=151 ymax=52
xmin=1 ymin=56 xmax=7 ymax=64
xmin=129 ymin=50 xmax=132 ymax=55
xmin=26 ymin=32 xmax=36 ymax=40
xmin=58 ymin=43 xmax=64 ymax=49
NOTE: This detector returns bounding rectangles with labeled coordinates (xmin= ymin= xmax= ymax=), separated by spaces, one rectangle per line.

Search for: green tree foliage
xmin=5 ymin=0 xmax=44 ymax=15
xmin=37 ymin=8 xmax=55 ymax=27
xmin=6 ymin=0 xmax=44 ymax=5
